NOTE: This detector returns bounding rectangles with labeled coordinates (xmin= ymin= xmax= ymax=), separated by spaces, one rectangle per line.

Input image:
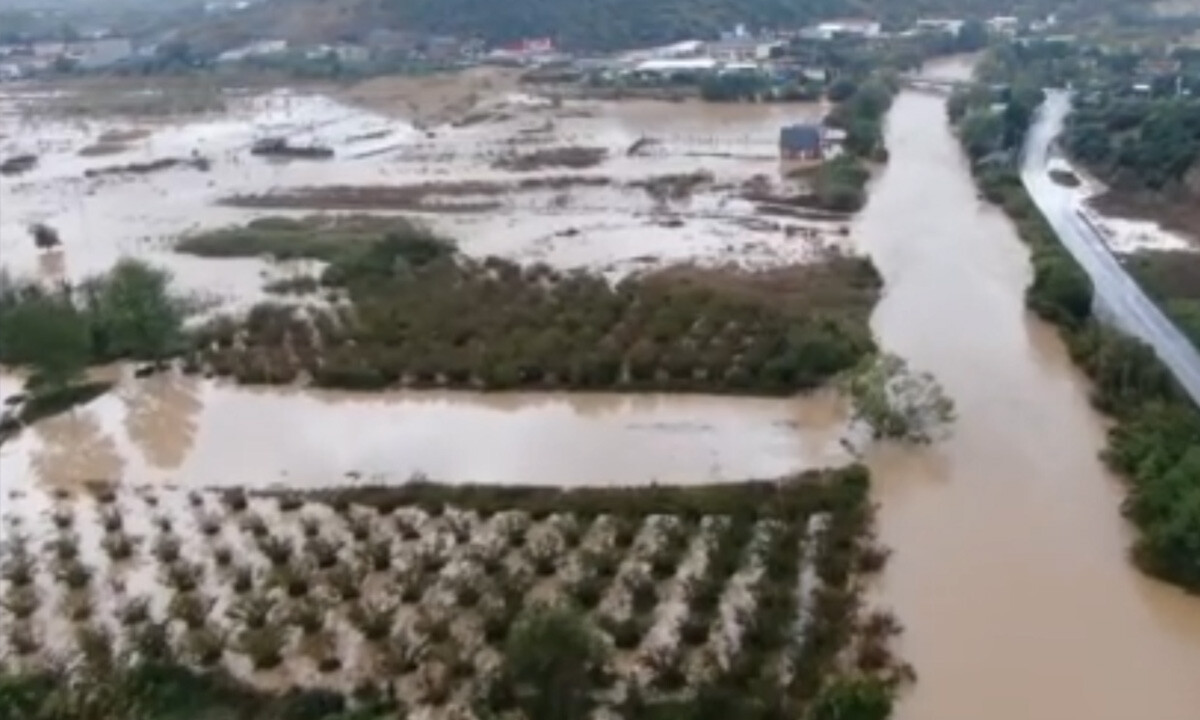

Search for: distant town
xmin=0 ymin=12 xmax=1053 ymax=82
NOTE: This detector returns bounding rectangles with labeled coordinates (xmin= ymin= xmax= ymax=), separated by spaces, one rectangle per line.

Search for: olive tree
xmin=806 ymin=678 xmax=892 ymax=720
xmin=501 ymin=604 xmax=610 ymax=720
xmin=87 ymin=259 xmax=184 ymax=362
xmin=0 ymin=293 xmax=91 ymax=390
xmin=841 ymin=352 xmax=954 ymax=443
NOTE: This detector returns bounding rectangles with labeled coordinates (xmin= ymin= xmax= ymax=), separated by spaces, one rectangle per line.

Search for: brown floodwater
xmin=0 ymin=88 xmax=841 ymax=305
xmin=0 ymin=372 xmax=850 ymax=491
xmin=860 ymin=60 xmax=1200 ymax=718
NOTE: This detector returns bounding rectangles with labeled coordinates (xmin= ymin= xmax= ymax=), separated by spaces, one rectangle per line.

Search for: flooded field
xmin=3 ymin=56 xmax=1200 ymax=717
xmin=1 ymin=82 xmax=847 ymax=313
xmin=862 ymin=59 xmax=1200 ymax=719
xmin=0 ymin=370 xmax=852 ymax=493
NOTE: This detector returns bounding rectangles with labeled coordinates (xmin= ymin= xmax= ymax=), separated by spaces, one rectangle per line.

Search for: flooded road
xmin=860 ymin=63 xmax=1200 ymax=718
xmin=0 ymin=373 xmax=850 ymax=491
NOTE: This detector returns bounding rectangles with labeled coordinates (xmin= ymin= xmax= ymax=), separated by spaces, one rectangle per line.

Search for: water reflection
xmin=120 ymin=371 xmax=202 ymax=470
xmin=1 ymin=379 xmax=852 ymax=490
xmin=28 ymin=410 xmax=123 ymax=491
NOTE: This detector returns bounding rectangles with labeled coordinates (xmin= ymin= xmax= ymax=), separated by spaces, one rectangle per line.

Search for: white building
xmin=217 ymin=39 xmax=288 ymax=63
xmin=632 ymin=58 xmax=718 ymax=74
xmin=811 ymin=19 xmax=883 ymax=40
xmin=987 ymin=16 xmax=1020 ymax=35
xmin=68 ymin=37 xmax=133 ymax=69
xmin=915 ymin=18 xmax=966 ymax=35
xmin=620 ymin=40 xmax=705 ymax=63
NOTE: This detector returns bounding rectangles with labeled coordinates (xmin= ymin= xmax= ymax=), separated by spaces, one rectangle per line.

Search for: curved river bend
xmin=859 ymin=60 xmax=1200 ymax=719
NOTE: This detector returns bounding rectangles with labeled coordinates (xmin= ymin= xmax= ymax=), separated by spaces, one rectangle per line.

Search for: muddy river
xmin=861 ymin=60 xmax=1200 ymax=718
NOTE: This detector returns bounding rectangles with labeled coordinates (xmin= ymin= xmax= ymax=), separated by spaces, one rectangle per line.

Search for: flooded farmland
xmin=861 ymin=59 xmax=1200 ymax=719
xmin=0 ymin=81 xmax=848 ymax=314
xmin=2 ymin=58 xmax=1200 ymax=718
xmin=0 ymin=371 xmax=851 ymax=492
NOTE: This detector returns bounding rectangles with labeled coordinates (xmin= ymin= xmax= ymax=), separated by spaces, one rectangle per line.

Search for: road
xmin=1020 ymin=90 xmax=1200 ymax=407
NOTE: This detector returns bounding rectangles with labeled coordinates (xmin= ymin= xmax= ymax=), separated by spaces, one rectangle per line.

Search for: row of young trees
xmin=1 ymin=468 xmax=899 ymax=720
xmin=953 ymin=71 xmax=1200 ymax=592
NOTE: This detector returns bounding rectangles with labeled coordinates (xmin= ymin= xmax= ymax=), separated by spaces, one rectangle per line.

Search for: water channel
xmin=861 ymin=60 xmax=1200 ymax=719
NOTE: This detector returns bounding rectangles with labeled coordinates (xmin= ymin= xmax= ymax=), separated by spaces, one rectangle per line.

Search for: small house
xmin=779 ymin=123 xmax=824 ymax=161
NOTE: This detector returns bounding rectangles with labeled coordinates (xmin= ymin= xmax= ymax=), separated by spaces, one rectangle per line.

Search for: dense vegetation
xmin=0 ymin=467 xmax=906 ymax=719
xmin=184 ymin=219 xmax=880 ymax=395
xmin=0 ymin=259 xmax=185 ymax=433
xmin=975 ymin=38 xmax=1200 ymax=194
xmin=1066 ymin=97 xmax=1200 ymax=192
xmin=1126 ymin=251 xmax=1200 ymax=351
xmin=952 ymin=62 xmax=1200 ymax=592
xmin=825 ymin=72 xmax=898 ymax=162
xmin=0 ymin=259 xmax=185 ymax=377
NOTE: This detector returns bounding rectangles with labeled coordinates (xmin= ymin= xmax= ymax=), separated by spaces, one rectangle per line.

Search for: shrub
xmin=237 ymin=626 xmax=287 ymax=670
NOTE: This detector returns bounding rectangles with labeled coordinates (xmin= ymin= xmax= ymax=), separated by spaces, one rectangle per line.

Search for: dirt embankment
xmin=336 ymin=67 xmax=524 ymax=128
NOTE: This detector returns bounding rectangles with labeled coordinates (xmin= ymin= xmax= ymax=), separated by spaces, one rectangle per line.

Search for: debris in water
xmin=1 ymin=154 xmax=37 ymax=175
xmin=83 ymin=156 xmax=211 ymax=179
xmin=30 ymin=223 xmax=61 ymax=249
xmin=250 ymin=138 xmax=334 ymax=159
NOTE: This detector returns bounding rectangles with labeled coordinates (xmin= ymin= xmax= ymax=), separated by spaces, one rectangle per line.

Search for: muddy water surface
xmin=0 ymin=374 xmax=850 ymax=491
xmin=861 ymin=61 xmax=1200 ymax=719
xmin=0 ymin=88 xmax=842 ymax=307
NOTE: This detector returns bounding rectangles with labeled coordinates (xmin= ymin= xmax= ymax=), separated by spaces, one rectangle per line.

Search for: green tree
xmin=2 ymin=293 xmax=92 ymax=390
xmin=955 ymin=19 xmax=988 ymax=53
xmin=841 ymin=352 xmax=955 ymax=443
xmin=1136 ymin=479 xmax=1200 ymax=589
xmin=806 ymin=678 xmax=892 ymax=720
xmin=960 ymin=110 xmax=1005 ymax=161
xmin=501 ymin=604 xmax=610 ymax=720
xmin=91 ymin=259 xmax=184 ymax=362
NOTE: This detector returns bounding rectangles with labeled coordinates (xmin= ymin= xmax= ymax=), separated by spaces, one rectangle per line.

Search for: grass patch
xmin=175 ymin=215 xmax=446 ymax=263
